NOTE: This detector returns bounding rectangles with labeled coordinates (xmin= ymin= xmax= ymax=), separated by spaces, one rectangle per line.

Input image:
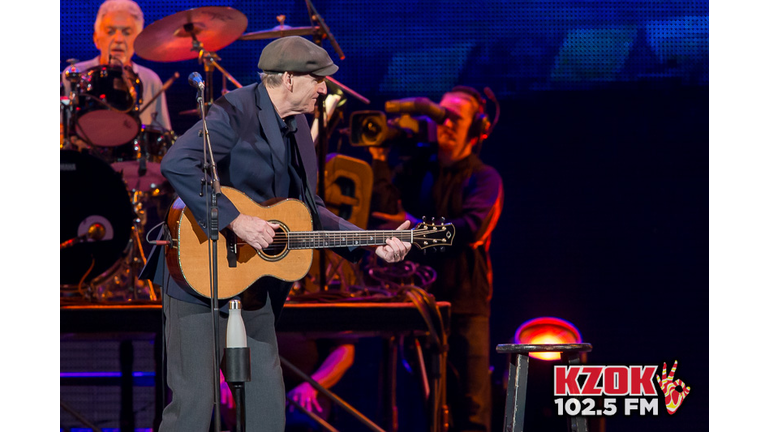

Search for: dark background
xmin=60 ymin=1 xmax=708 ymax=431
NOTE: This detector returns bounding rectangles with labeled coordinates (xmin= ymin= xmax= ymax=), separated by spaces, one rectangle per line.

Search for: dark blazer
xmin=141 ymin=82 xmax=362 ymax=314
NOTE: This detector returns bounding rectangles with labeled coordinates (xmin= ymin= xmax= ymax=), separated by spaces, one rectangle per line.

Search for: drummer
xmin=61 ymin=0 xmax=172 ymax=148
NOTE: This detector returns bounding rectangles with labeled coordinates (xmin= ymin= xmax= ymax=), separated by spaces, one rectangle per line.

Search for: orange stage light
xmin=513 ymin=317 xmax=583 ymax=361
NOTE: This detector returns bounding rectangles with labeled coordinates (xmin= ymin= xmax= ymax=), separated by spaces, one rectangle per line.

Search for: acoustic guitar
xmin=165 ymin=186 xmax=455 ymax=299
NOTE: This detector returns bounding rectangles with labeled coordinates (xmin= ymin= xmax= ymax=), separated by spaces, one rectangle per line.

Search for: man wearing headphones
xmin=369 ymin=86 xmax=504 ymax=432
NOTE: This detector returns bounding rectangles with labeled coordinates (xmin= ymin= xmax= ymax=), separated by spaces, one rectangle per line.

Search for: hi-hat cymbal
xmin=134 ymin=6 xmax=248 ymax=62
xmin=239 ymin=25 xmax=319 ymax=41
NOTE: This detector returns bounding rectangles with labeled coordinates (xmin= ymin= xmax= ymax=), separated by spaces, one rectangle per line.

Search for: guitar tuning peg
xmin=431 ymin=216 xmax=435 ymax=223
xmin=441 ymin=217 xmax=445 ymax=225
xmin=439 ymin=246 xmax=445 ymax=253
xmin=422 ymin=216 xmax=426 ymax=222
xmin=423 ymin=249 xmax=427 ymax=255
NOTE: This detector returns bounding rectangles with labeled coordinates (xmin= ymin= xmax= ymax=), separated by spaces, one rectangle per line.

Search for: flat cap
xmin=258 ymin=36 xmax=338 ymax=76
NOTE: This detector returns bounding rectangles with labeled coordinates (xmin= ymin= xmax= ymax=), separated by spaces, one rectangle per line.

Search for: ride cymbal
xmin=134 ymin=6 xmax=248 ymax=62
xmin=239 ymin=25 xmax=319 ymax=41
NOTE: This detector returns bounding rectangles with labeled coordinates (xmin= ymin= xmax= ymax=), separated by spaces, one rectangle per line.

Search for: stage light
xmin=513 ymin=317 xmax=583 ymax=361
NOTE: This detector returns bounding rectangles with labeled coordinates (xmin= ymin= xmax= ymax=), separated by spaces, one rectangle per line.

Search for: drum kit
xmin=60 ymin=6 xmax=247 ymax=303
xmin=60 ymin=4 xmax=366 ymax=303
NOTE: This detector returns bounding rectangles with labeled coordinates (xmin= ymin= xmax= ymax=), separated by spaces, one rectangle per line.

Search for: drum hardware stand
xmin=129 ymin=190 xmax=158 ymax=302
xmin=194 ymin=77 xmax=225 ymax=432
xmin=183 ymin=23 xmax=243 ymax=109
xmin=197 ymin=47 xmax=242 ymax=103
xmin=61 ymin=59 xmax=82 ymax=150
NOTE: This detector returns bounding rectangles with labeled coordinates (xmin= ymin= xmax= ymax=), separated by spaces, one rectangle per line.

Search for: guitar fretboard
xmin=286 ymin=230 xmax=413 ymax=250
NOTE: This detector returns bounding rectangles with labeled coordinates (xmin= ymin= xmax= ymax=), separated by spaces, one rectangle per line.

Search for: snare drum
xmin=73 ymin=64 xmax=143 ymax=147
xmin=60 ymin=150 xmax=135 ymax=288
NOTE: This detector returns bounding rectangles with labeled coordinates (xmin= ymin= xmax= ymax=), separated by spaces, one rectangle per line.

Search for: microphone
xmin=87 ymin=223 xmax=106 ymax=241
xmin=60 ymin=223 xmax=106 ymax=249
xmin=188 ymin=72 xmax=205 ymax=91
xmin=384 ymin=97 xmax=458 ymax=124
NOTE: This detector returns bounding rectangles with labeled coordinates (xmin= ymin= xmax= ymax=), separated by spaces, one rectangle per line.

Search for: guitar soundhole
xmin=257 ymin=223 xmax=289 ymax=262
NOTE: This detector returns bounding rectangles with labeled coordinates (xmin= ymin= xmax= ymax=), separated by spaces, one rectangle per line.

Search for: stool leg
xmin=560 ymin=352 xmax=588 ymax=432
xmin=504 ymin=353 xmax=529 ymax=432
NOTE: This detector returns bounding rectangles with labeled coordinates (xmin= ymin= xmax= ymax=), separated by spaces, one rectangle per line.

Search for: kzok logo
xmin=656 ymin=361 xmax=691 ymax=414
xmin=553 ymin=360 xmax=691 ymax=417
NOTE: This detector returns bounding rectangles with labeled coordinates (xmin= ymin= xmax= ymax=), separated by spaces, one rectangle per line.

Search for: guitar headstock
xmin=412 ymin=216 xmax=455 ymax=252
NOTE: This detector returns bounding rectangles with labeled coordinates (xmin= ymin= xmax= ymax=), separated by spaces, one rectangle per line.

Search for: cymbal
xmin=134 ymin=6 xmax=248 ymax=62
xmin=239 ymin=25 xmax=318 ymax=41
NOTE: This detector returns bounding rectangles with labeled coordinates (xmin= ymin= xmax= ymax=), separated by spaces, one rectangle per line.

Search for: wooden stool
xmin=496 ymin=343 xmax=593 ymax=432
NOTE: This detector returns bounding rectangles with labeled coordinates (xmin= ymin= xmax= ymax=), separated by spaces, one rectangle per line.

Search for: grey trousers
xmin=159 ymin=293 xmax=286 ymax=432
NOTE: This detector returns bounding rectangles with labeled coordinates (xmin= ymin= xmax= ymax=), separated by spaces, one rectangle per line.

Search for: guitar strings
xmin=227 ymin=229 xmax=445 ymax=247
xmin=266 ymin=229 xmax=436 ymax=239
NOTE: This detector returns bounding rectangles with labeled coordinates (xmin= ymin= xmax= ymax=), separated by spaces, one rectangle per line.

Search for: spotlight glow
xmin=514 ymin=317 xmax=582 ymax=361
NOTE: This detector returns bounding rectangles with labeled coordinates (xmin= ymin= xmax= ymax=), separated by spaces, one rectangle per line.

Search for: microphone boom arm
xmin=305 ymin=0 xmax=345 ymax=60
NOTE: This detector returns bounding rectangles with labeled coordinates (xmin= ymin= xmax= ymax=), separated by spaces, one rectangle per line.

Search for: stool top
xmin=496 ymin=343 xmax=592 ymax=354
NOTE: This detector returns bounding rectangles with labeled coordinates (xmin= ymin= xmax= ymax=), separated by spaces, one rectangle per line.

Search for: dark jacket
xmin=371 ymin=153 xmax=503 ymax=316
xmin=142 ymin=82 xmax=362 ymax=316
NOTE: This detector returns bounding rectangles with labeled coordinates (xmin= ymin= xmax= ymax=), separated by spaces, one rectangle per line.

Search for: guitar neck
xmin=286 ymin=230 xmax=413 ymax=250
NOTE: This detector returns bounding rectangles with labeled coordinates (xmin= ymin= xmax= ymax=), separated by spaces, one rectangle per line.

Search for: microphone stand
xmin=305 ymin=0 xmax=343 ymax=291
xmin=314 ymin=93 xmax=328 ymax=291
xmin=225 ymin=299 xmax=251 ymax=432
xmin=305 ymin=0 xmax=345 ymax=60
xmin=197 ymin=83 xmax=223 ymax=432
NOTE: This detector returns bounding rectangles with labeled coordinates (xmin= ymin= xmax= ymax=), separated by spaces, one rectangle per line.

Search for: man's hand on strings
xmin=229 ymin=214 xmax=282 ymax=250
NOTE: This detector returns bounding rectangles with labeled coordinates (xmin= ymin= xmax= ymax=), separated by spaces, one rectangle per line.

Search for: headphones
xmin=448 ymin=85 xmax=493 ymax=142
